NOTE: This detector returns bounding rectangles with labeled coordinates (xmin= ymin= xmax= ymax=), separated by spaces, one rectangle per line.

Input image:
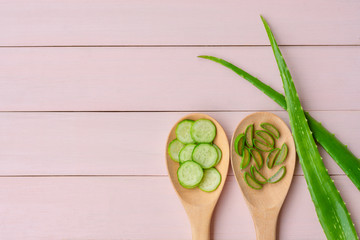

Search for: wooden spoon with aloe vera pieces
xmin=231 ymin=112 xmax=296 ymax=240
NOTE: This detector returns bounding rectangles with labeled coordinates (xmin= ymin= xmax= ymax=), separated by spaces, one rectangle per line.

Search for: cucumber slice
xmin=249 ymin=148 xmax=263 ymax=169
xmin=244 ymin=171 xmax=262 ymax=190
xmin=240 ymin=147 xmax=251 ymax=169
xmin=234 ymin=134 xmax=245 ymax=156
xmin=260 ymin=122 xmax=280 ymax=139
xmin=213 ymin=144 xmax=222 ymax=165
xmin=274 ymin=143 xmax=288 ymax=166
xmin=245 ymin=124 xmax=254 ymax=147
xmin=250 ymin=165 xmax=267 ymax=184
xmin=199 ymin=168 xmax=221 ymax=192
xmin=253 ymin=139 xmax=273 ymax=152
xmin=190 ymin=119 xmax=216 ymax=143
xmin=179 ymin=144 xmax=197 ymax=163
xmin=168 ymin=139 xmax=185 ymax=162
xmin=266 ymin=148 xmax=280 ymax=169
xmin=177 ymin=161 xmax=204 ymax=188
xmin=255 ymin=130 xmax=275 ymax=146
xmin=176 ymin=120 xmax=195 ymax=144
xmin=192 ymin=143 xmax=218 ymax=169
xmin=268 ymin=166 xmax=286 ymax=183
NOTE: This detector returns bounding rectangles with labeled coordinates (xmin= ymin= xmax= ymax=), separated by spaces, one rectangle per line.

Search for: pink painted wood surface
xmin=0 ymin=47 xmax=359 ymax=111
xmin=0 ymin=0 xmax=359 ymax=46
xmin=0 ymin=176 xmax=357 ymax=240
xmin=0 ymin=111 xmax=358 ymax=176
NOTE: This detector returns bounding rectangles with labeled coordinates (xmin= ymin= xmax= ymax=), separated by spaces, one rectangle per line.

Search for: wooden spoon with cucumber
xmin=231 ymin=112 xmax=296 ymax=240
xmin=166 ymin=113 xmax=230 ymax=240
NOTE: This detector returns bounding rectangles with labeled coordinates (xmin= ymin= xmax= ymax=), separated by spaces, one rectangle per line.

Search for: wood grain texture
xmin=0 ymin=176 xmax=357 ymax=240
xmin=0 ymin=0 xmax=359 ymax=46
xmin=0 ymin=111 xmax=358 ymax=176
xmin=0 ymin=47 xmax=359 ymax=111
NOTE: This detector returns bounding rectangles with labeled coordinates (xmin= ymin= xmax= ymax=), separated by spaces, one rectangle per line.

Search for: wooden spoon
xmin=166 ymin=113 xmax=229 ymax=240
xmin=231 ymin=112 xmax=296 ymax=240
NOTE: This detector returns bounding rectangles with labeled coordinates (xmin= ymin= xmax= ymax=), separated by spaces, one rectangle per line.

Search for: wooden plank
xmin=0 ymin=175 xmax=357 ymax=239
xmin=0 ymin=0 xmax=359 ymax=46
xmin=0 ymin=111 xmax=358 ymax=176
xmin=0 ymin=46 xmax=359 ymax=111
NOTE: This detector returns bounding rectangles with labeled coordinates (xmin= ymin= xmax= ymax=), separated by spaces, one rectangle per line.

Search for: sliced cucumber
xmin=176 ymin=120 xmax=195 ymax=144
xmin=240 ymin=147 xmax=251 ymax=169
xmin=266 ymin=148 xmax=280 ymax=169
xmin=268 ymin=166 xmax=286 ymax=183
xmin=244 ymin=171 xmax=262 ymax=190
xmin=168 ymin=139 xmax=185 ymax=162
xmin=253 ymin=139 xmax=273 ymax=152
xmin=260 ymin=122 xmax=280 ymax=139
xmin=199 ymin=168 xmax=221 ymax=192
xmin=179 ymin=144 xmax=197 ymax=164
xmin=274 ymin=143 xmax=288 ymax=166
xmin=190 ymin=119 xmax=216 ymax=143
xmin=245 ymin=124 xmax=254 ymax=147
xmin=213 ymin=144 xmax=222 ymax=165
xmin=255 ymin=130 xmax=275 ymax=146
xmin=234 ymin=134 xmax=245 ymax=156
xmin=192 ymin=143 xmax=218 ymax=169
xmin=250 ymin=165 xmax=267 ymax=184
xmin=177 ymin=161 xmax=204 ymax=188
xmin=249 ymin=148 xmax=263 ymax=169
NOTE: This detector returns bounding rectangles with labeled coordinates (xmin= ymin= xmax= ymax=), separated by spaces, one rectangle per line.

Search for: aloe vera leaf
xmin=250 ymin=165 xmax=267 ymax=184
xmin=266 ymin=148 xmax=280 ymax=169
xmin=249 ymin=148 xmax=263 ymax=169
xmin=253 ymin=139 xmax=273 ymax=152
xmin=197 ymin=57 xmax=360 ymax=191
xmin=244 ymin=171 xmax=262 ymax=190
xmin=240 ymin=147 xmax=251 ymax=169
xmin=261 ymin=16 xmax=358 ymax=239
xmin=274 ymin=143 xmax=288 ymax=166
xmin=245 ymin=124 xmax=254 ymax=148
xmin=267 ymin=166 xmax=286 ymax=183
xmin=234 ymin=133 xmax=245 ymax=156
xmin=260 ymin=122 xmax=280 ymax=139
xmin=255 ymin=130 xmax=275 ymax=146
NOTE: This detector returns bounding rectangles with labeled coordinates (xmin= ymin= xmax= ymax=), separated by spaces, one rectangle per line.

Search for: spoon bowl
xmin=166 ymin=113 xmax=229 ymax=240
xmin=231 ymin=112 xmax=296 ymax=240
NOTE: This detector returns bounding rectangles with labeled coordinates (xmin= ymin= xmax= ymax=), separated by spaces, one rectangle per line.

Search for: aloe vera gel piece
xmin=274 ymin=143 xmax=288 ymax=166
xmin=244 ymin=171 xmax=262 ymax=190
xmin=266 ymin=148 xmax=280 ymax=169
xmin=250 ymin=165 xmax=267 ymax=184
xmin=260 ymin=123 xmax=280 ymax=139
xmin=255 ymin=130 xmax=275 ymax=146
xmin=234 ymin=134 xmax=246 ymax=156
xmin=253 ymin=139 xmax=273 ymax=152
xmin=240 ymin=147 xmax=251 ymax=169
xmin=268 ymin=166 xmax=286 ymax=183
xmin=245 ymin=124 xmax=254 ymax=148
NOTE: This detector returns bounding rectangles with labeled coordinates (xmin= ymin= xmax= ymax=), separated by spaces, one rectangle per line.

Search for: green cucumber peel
xmin=198 ymin=54 xmax=360 ymax=192
xmin=234 ymin=133 xmax=245 ymax=156
xmin=249 ymin=148 xmax=263 ymax=169
xmin=267 ymin=166 xmax=286 ymax=183
xmin=266 ymin=148 xmax=280 ymax=169
xmin=261 ymin=16 xmax=358 ymax=239
xmin=250 ymin=165 xmax=267 ymax=184
xmin=274 ymin=143 xmax=288 ymax=166
xmin=240 ymin=147 xmax=251 ymax=169
xmin=244 ymin=171 xmax=262 ymax=190
xmin=255 ymin=130 xmax=275 ymax=146
xmin=253 ymin=139 xmax=273 ymax=152
xmin=245 ymin=124 xmax=254 ymax=148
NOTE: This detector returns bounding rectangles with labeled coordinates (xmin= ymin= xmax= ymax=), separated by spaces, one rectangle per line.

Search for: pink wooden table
xmin=0 ymin=1 xmax=359 ymax=239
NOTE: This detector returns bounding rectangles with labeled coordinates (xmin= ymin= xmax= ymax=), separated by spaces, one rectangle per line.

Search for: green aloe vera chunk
xmin=266 ymin=148 xmax=280 ymax=169
xmin=250 ymin=165 xmax=267 ymax=184
xmin=261 ymin=16 xmax=358 ymax=239
xmin=198 ymin=55 xmax=360 ymax=192
xmin=240 ymin=147 xmax=251 ymax=169
xmin=253 ymin=139 xmax=273 ymax=152
xmin=267 ymin=166 xmax=286 ymax=183
xmin=255 ymin=130 xmax=274 ymax=146
xmin=260 ymin=123 xmax=280 ymax=139
xmin=249 ymin=148 xmax=263 ymax=169
xmin=274 ymin=143 xmax=288 ymax=166
xmin=245 ymin=124 xmax=254 ymax=148
xmin=234 ymin=133 xmax=245 ymax=156
xmin=244 ymin=171 xmax=262 ymax=190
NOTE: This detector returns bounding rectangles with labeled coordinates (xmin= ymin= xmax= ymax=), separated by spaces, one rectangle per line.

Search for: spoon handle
xmin=185 ymin=204 xmax=213 ymax=240
xmin=252 ymin=208 xmax=279 ymax=240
